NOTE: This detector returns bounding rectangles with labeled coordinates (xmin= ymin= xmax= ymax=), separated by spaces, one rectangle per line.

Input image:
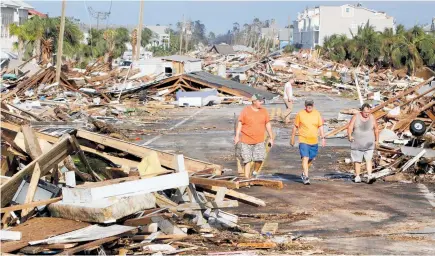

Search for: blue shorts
xmin=299 ymin=143 xmax=318 ymax=160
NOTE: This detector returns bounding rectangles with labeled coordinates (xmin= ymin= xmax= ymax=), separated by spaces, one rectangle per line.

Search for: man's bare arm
xmin=372 ymin=115 xmax=379 ymax=143
xmin=347 ymin=115 xmax=357 ymax=141
xmin=234 ymin=121 xmax=242 ymax=144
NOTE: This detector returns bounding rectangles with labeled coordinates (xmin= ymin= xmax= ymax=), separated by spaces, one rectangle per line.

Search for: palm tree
xmin=392 ymin=25 xmax=434 ymax=75
xmin=322 ymin=34 xmax=348 ymax=62
xmin=380 ymin=27 xmax=397 ymax=67
xmin=9 ymin=24 xmax=31 ymax=60
xmin=350 ymin=22 xmax=381 ymax=66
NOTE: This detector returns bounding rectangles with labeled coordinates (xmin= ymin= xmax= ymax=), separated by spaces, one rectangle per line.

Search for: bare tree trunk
xmin=17 ymin=40 xmax=24 ymax=61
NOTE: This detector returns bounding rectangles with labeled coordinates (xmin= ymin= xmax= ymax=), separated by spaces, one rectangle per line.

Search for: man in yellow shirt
xmin=291 ymin=99 xmax=325 ymax=184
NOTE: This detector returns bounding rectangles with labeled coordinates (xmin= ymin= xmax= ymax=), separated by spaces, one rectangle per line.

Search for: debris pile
xmin=0 ymin=113 xmax=291 ymax=254
xmin=331 ymin=77 xmax=435 ymax=183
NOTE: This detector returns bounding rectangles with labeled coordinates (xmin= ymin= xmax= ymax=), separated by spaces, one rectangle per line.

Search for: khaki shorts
xmin=351 ymin=150 xmax=374 ymax=163
xmin=236 ymin=142 xmax=266 ymax=164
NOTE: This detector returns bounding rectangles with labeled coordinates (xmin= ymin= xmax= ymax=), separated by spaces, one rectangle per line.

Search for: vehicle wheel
xmin=410 ymin=120 xmax=426 ymax=137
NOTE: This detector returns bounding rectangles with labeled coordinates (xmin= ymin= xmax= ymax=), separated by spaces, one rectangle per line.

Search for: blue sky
xmin=28 ymin=1 xmax=435 ymax=34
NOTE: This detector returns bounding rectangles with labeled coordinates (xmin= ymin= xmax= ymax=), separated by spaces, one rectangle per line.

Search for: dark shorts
xmin=299 ymin=143 xmax=318 ymax=160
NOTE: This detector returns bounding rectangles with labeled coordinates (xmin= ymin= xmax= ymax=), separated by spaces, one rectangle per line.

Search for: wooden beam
xmin=176 ymin=200 xmax=239 ymax=211
xmin=76 ymin=130 xmax=222 ymax=174
xmin=189 ymin=176 xmax=239 ymax=189
xmin=123 ymin=213 xmax=172 ymax=226
xmin=326 ymin=78 xmax=435 ymax=137
xmin=0 ymin=108 xmax=33 ymax=122
xmin=60 ymin=236 xmax=120 ymax=255
xmin=0 ymin=135 xmax=74 ymax=207
xmin=1 ymin=197 xmax=61 ymax=213
xmin=21 ymin=163 xmax=42 ymax=216
xmin=21 ymin=125 xmax=43 ymax=160
xmin=199 ymin=185 xmax=266 ymax=207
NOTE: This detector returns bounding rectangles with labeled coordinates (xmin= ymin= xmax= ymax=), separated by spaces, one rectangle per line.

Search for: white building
xmin=145 ymin=25 xmax=170 ymax=49
xmin=122 ymin=42 xmax=153 ymax=61
xmin=0 ymin=0 xmax=34 ymax=53
xmin=293 ymin=4 xmax=395 ymax=49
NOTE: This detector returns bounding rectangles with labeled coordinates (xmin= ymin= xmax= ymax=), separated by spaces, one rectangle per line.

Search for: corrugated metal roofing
xmin=184 ymin=71 xmax=276 ymax=100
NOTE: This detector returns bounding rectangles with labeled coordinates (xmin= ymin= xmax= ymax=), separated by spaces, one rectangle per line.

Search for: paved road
xmin=138 ymin=91 xmax=435 ymax=255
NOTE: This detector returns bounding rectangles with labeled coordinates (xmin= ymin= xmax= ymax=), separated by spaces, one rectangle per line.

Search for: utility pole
xmin=55 ymin=0 xmax=66 ymax=84
xmin=136 ymin=0 xmax=144 ymax=61
xmin=179 ymin=15 xmax=184 ymax=55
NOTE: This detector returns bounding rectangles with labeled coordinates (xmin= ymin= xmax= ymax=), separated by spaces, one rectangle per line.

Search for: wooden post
xmin=55 ymin=0 xmax=66 ymax=84
xmin=354 ymin=71 xmax=364 ymax=106
xmin=136 ymin=0 xmax=144 ymax=61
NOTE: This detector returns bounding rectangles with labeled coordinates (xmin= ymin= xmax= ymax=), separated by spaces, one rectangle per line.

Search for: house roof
xmin=210 ymin=44 xmax=236 ymax=55
xmin=0 ymin=0 xmax=33 ymax=9
xmin=28 ymin=9 xmax=47 ymax=17
xmin=184 ymin=71 xmax=276 ymax=100
xmin=145 ymin=25 xmax=169 ymax=35
xmin=160 ymin=55 xmax=200 ymax=63
xmin=228 ymin=65 xmax=254 ymax=73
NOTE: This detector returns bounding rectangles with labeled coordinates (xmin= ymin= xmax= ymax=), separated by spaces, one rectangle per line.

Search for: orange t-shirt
xmin=239 ymin=106 xmax=270 ymax=144
xmin=294 ymin=109 xmax=323 ymax=145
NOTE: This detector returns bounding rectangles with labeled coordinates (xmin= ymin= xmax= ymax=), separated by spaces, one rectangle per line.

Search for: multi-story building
xmin=145 ymin=25 xmax=170 ymax=49
xmin=1 ymin=0 xmax=34 ymax=52
xmin=293 ymin=4 xmax=395 ymax=49
xmin=423 ymin=17 xmax=435 ymax=35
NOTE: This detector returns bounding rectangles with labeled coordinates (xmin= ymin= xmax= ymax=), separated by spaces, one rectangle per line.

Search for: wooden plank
xmin=199 ymin=185 xmax=266 ymax=207
xmin=1 ymin=197 xmax=61 ymax=213
xmin=214 ymin=187 xmax=227 ymax=202
xmin=76 ymin=129 xmax=222 ymax=174
xmin=21 ymin=125 xmax=43 ymax=160
xmin=0 ymin=135 xmax=74 ymax=207
xmin=151 ymin=215 xmax=186 ymax=235
xmin=176 ymin=200 xmax=239 ymax=211
xmin=425 ymin=110 xmax=435 ymax=122
xmin=123 ymin=213 xmax=172 ymax=226
xmin=68 ymin=135 xmax=102 ymax=182
xmin=60 ymin=236 xmax=118 ymax=255
xmin=62 ymin=172 xmax=188 ymax=203
xmin=189 ymin=176 xmax=239 ymax=189
xmin=238 ymin=179 xmax=283 ymax=190
xmin=2 ymin=122 xmax=222 ymax=174
xmin=21 ymin=163 xmax=42 ymax=216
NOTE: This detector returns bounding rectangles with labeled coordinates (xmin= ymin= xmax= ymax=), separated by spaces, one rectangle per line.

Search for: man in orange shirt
xmin=291 ymin=99 xmax=325 ymax=184
xmin=234 ymin=94 xmax=274 ymax=178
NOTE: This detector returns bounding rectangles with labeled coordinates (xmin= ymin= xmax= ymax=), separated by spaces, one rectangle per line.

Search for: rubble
xmin=1 ymin=42 xmax=434 ymax=254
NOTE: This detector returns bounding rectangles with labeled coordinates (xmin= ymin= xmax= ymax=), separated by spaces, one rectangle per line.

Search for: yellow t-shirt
xmin=295 ymin=109 xmax=323 ymax=145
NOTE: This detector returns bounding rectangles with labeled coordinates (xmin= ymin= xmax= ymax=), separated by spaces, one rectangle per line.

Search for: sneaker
xmin=252 ymin=171 xmax=258 ymax=178
xmin=301 ymin=173 xmax=305 ymax=183
xmin=304 ymin=177 xmax=311 ymax=185
xmin=367 ymin=174 xmax=375 ymax=184
xmin=354 ymin=176 xmax=361 ymax=183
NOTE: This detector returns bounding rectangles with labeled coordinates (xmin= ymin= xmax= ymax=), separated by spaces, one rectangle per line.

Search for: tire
xmin=410 ymin=120 xmax=426 ymax=137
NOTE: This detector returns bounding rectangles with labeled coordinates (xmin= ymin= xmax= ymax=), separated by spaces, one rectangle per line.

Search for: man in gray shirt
xmin=347 ymin=103 xmax=379 ymax=183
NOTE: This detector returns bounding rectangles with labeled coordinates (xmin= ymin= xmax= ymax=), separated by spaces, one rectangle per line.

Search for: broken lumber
xmin=198 ymin=185 xmax=266 ymax=207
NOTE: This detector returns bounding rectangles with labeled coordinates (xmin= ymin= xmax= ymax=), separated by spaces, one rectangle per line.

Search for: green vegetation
xmin=322 ymin=23 xmax=435 ymax=75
